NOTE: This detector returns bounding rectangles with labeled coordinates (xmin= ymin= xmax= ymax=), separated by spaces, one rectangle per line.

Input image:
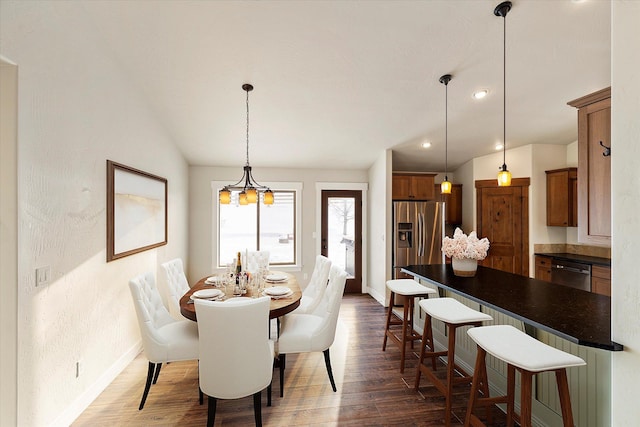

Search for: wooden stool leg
xmin=409 ymin=297 xmax=415 ymax=349
xmin=555 ymin=369 xmax=575 ymax=427
xmin=414 ymin=314 xmax=434 ymax=390
xmin=506 ymin=364 xmax=516 ymax=427
xmin=444 ymin=324 xmax=457 ymax=427
xmin=520 ymin=370 xmax=534 ymax=427
xmin=399 ymin=298 xmax=410 ymax=373
xmin=464 ymin=346 xmax=487 ymax=426
xmin=382 ymin=292 xmax=395 ymax=351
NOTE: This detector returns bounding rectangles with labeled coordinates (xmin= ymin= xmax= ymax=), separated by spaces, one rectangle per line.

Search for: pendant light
xmin=495 ymin=1 xmax=512 ymax=187
xmin=439 ymin=74 xmax=453 ymax=195
xmin=219 ymin=84 xmax=274 ymax=205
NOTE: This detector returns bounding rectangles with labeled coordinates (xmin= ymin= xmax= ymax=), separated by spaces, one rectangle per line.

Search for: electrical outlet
xmin=303 ymin=273 xmax=308 ymax=280
xmin=35 ymin=266 xmax=50 ymax=287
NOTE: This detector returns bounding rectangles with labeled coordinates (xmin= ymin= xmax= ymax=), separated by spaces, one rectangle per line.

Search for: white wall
xmin=611 ymin=1 xmax=640 ymax=423
xmin=0 ymin=58 xmax=18 ymax=427
xmin=367 ymin=150 xmax=391 ymax=304
xmin=188 ymin=166 xmax=368 ymax=285
xmin=1 ymin=3 xmax=190 ymax=426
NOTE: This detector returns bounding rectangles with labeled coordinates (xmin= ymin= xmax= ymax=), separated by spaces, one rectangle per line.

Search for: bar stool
xmin=415 ymin=297 xmax=493 ymax=426
xmin=382 ymin=279 xmax=436 ymax=373
xmin=465 ymin=325 xmax=586 ymax=427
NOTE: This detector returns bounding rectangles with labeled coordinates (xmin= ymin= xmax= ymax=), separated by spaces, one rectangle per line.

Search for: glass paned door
xmin=321 ymin=190 xmax=362 ymax=293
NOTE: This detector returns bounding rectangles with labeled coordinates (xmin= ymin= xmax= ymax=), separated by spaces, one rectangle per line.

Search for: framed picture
xmin=107 ymin=160 xmax=167 ymax=262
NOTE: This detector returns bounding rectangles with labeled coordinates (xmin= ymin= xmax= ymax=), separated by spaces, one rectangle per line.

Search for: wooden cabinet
xmin=546 ymin=168 xmax=577 ymax=227
xmin=568 ymin=88 xmax=611 ymax=246
xmin=535 ymin=255 xmax=553 ymax=282
xmin=591 ymin=265 xmax=611 ymax=296
xmin=434 ymin=183 xmax=462 ymax=225
xmin=392 ymin=173 xmax=436 ymax=200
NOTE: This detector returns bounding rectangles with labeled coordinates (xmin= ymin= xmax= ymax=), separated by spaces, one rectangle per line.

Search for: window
xmin=213 ymin=181 xmax=302 ymax=269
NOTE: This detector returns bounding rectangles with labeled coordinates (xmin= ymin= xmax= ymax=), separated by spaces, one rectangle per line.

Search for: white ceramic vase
xmin=452 ymin=257 xmax=478 ymax=277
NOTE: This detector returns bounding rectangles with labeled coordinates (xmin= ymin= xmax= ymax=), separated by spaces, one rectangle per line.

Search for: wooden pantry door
xmin=476 ymin=178 xmax=530 ymax=276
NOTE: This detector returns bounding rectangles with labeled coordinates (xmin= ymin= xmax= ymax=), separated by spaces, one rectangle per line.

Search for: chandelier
xmin=219 ymin=84 xmax=274 ymax=205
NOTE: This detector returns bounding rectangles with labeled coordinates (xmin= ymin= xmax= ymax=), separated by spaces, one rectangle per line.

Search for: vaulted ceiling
xmin=75 ymin=0 xmax=610 ymax=172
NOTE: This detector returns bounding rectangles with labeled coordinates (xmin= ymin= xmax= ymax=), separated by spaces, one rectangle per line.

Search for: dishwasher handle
xmin=553 ymin=264 xmax=590 ymax=275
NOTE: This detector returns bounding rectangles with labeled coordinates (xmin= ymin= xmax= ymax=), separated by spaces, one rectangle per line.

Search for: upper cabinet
xmin=546 ymin=168 xmax=577 ymax=227
xmin=392 ymin=173 xmax=436 ymax=201
xmin=434 ymin=183 xmax=463 ymax=225
xmin=568 ymin=88 xmax=611 ymax=246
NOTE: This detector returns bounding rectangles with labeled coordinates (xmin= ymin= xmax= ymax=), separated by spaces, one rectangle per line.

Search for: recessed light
xmin=421 ymin=142 xmax=432 ymax=149
xmin=473 ymin=90 xmax=488 ymax=100
xmin=495 ymin=143 xmax=504 ymax=151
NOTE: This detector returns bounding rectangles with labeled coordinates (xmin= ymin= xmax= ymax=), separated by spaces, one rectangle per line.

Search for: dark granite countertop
xmin=534 ymin=252 xmax=611 ymax=267
xmin=402 ymin=264 xmax=622 ymax=351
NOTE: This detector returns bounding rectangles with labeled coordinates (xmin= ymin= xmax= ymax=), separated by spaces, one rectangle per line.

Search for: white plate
xmin=263 ymin=290 xmax=293 ymax=299
xmin=205 ymin=276 xmax=222 ymax=285
xmin=192 ymin=289 xmax=223 ymax=299
xmin=265 ymin=274 xmax=287 ymax=282
xmin=264 ymin=286 xmax=291 ymax=296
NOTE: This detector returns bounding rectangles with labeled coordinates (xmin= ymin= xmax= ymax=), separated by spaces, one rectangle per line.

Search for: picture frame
xmin=106 ymin=160 xmax=167 ymax=262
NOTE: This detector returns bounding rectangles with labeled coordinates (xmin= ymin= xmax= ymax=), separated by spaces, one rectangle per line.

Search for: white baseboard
xmin=50 ymin=341 xmax=142 ymax=427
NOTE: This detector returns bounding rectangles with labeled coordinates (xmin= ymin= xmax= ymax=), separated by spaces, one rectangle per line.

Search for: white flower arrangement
xmin=442 ymin=227 xmax=490 ymax=261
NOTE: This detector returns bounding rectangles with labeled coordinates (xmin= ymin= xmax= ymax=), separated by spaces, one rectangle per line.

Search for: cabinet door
xmin=434 ymin=183 xmax=462 ymax=224
xmin=569 ymin=88 xmax=611 ymax=246
xmin=410 ymin=175 xmax=435 ymax=200
xmin=535 ymin=255 xmax=552 ymax=282
xmin=546 ymin=168 xmax=577 ymax=227
xmin=392 ymin=175 xmax=412 ymax=200
xmin=591 ymin=265 xmax=611 ymax=296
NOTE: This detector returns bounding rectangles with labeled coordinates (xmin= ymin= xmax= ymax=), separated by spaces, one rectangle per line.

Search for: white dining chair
xmin=128 ymin=272 xmax=200 ymax=410
xmin=241 ymin=250 xmax=270 ymax=275
xmin=160 ymin=258 xmax=190 ymax=320
xmin=277 ymin=264 xmax=348 ymax=397
xmin=195 ymin=296 xmax=274 ymax=427
xmin=292 ymin=254 xmax=332 ymax=314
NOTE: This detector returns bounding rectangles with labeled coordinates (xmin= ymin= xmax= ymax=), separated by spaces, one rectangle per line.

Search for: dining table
xmin=179 ymin=271 xmax=302 ymax=321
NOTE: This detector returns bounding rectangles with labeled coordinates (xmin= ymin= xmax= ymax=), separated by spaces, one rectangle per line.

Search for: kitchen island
xmin=401 ymin=263 xmax=619 ymax=427
xmin=403 ymin=264 xmax=622 ymax=351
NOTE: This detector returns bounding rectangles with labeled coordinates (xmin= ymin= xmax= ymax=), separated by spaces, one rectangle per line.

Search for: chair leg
xmin=323 ymin=349 xmax=337 ymax=392
xmin=138 ymin=362 xmax=155 ymax=410
xmin=207 ymin=395 xmax=217 ymax=427
xmin=253 ymin=391 xmax=263 ymax=426
xmin=152 ymin=362 xmax=162 ymax=384
xmin=267 ymin=382 xmax=272 ymax=407
xmin=199 ymin=387 xmax=204 ymax=405
xmin=279 ymin=354 xmax=286 ymax=397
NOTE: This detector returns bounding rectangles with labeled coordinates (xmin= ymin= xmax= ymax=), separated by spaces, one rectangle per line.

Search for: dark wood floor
xmin=74 ymin=294 xmax=506 ymax=426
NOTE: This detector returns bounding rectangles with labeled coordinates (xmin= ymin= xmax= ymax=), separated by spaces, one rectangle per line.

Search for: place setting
xmin=188 ymin=288 xmax=225 ymax=303
xmin=262 ymin=285 xmax=293 ymax=299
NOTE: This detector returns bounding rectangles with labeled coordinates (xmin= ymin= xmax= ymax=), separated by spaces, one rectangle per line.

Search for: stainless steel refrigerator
xmin=393 ymin=201 xmax=446 ymax=278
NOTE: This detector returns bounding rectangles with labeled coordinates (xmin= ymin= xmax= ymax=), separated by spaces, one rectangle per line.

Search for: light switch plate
xmin=36 ymin=266 xmax=50 ymax=287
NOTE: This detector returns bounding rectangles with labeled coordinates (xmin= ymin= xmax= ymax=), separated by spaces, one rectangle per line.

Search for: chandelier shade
xmin=495 ymin=1 xmax=512 ymax=187
xmin=219 ymin=83 xmax=274 ymax=205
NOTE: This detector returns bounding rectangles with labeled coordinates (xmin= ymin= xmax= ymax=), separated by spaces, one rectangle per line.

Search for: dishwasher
xmin=550 ymin=259 xmax=591 ymax=291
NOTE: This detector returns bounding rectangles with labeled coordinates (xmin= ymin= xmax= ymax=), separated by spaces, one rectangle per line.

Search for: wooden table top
xmin=179 ymin=271 xmax=302 ymax=321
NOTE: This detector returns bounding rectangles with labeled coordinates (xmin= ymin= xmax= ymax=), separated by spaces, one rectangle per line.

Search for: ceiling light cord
xmin=246 ymin=87 xmax=250 ymax=167
xmin=502 ymin=10 xmax=507 ymax=169
xmin=445 ymin=80 xmax=449 ymax=178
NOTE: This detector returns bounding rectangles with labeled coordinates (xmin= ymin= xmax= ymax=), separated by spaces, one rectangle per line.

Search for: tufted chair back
xmin=160 ymin=258 xmax=190 ymax=320
xmin=129 ymin=272 xmax=197 ymax=363
xmin=293 ymin=255 xmax=331 ymax=314
xmin=241 ymin=250 xmax=270 ymax=275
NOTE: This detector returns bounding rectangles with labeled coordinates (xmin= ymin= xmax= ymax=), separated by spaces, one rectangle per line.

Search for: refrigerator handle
xmin=418 ymin=213 xmax=424 ymax=257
